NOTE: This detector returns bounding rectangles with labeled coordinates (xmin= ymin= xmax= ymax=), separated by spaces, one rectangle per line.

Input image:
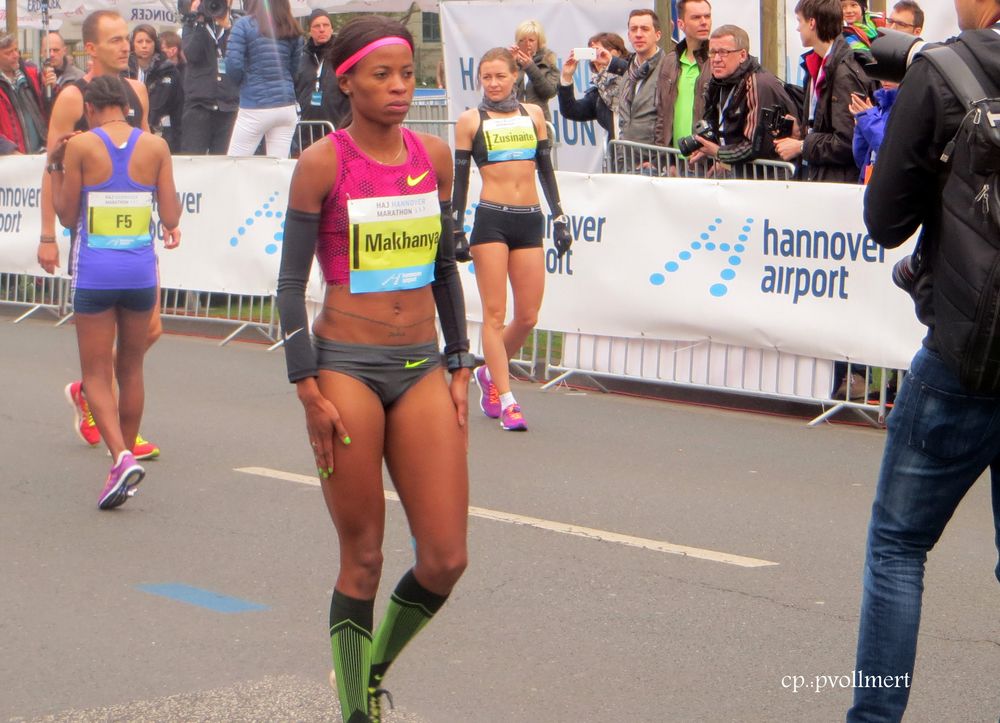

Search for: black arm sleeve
xmin=433 ymin=200 xmax=470 ymax=355
xmin=275 ymin=208 xmax=320 ymax=383
xmin=535 ymin=138 xmax=564 ymax=218
xmin=451 ymin=149 xmax=471 ymax=225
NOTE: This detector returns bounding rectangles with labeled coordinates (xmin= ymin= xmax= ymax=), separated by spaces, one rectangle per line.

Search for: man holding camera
xmin=686 ymin=25 xmax=797 ymax=174
xmin=776 ymin=0 xmax=877 ymax=182
xmin=180 ymin=0 xmax=239 ymax=155
xmin=847 ymin=1 xmax=1000 ymax=720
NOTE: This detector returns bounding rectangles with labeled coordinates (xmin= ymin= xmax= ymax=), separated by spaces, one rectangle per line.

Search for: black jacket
xmin=798 ymin=36 xmax=878 ymax=183
xmin=702 ymin=55 xmax=797 ymax=166
xmin=294 ymin=37 xmax=349 ymax=129
xmin=556 ymin=80 xmax=613 ymax=136
xmin=181 ymin=13 xmax=239 ymax=113
xmin=128 ymin=53 xmax=181 ymax=134
xmin=865 ymin=26 xmax=1000 ymax=377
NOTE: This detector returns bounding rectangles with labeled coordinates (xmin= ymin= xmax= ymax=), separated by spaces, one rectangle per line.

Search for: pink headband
xmin=335 ymin=36 xmax=411 ymax=76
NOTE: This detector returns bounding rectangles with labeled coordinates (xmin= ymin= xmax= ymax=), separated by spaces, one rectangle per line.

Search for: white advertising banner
xmin=0 ymin=156 xmax=924 ymax=369
xmin=440 ymin=0 xmax=645 ymax=173
xmin=458 ymin=171 xmax=924 ymax=371
xmin=0 ymin=155 xmax=297 ymax=296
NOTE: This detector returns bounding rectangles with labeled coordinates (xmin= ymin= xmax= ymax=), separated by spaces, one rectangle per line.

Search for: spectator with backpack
xmin=846 ymin=1 xmax=1000 ymax=720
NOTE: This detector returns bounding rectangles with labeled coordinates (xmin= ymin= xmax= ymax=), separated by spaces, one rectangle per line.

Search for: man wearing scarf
xmin=689 ymin=25 xmax=798 ymax=174
xmin=607 ymin=8 xmax=665 ymax=144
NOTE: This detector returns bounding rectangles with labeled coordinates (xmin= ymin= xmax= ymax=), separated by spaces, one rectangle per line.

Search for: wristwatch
xmin=552 ymin=214 xmax=569 ymax=225
xmin=445 ymin=352 xmax=476 ymax=372
xmin=46 ymin=162 xmax=64 ymax=174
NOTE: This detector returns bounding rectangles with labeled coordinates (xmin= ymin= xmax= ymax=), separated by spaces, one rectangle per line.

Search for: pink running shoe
xmin=500 ymin=403 xmax=528 ymax=431
xmin=474 ymin=366 xmax=501 ymax=419
xmin=98 ymin=451 xmax=145 ymax=510
xmin=65 ymin=381 xmax=101 ymax=446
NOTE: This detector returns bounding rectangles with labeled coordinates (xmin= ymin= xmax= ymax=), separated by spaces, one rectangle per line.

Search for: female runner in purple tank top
xmin=47 ymin=75 xmax=181 ymax=510
xmin=275 ymin=16 xmax=474 ymax=723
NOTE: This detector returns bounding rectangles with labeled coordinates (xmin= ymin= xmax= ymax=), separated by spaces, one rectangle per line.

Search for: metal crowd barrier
xmin=159 ymin=288 xmax=278 ymax=346
xmin=402 ymin=119 xmax=455 ymax=144
xmin=0 ymin=273 xmax=276 ymax=346
xmin=0 ymin=272 xmax=70 ymax=323
xmin=534 ymin=329 xmax=900 ymax=426
xmin=293 ymin=120 xmax=336 ymax=155
xmin=605 ymin=140 xmax=796 ymax=181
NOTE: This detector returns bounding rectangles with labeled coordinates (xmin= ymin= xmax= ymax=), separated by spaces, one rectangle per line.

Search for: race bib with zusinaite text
xmin=483 ymin=115 xmax=537 ymax=162
xmin=86 ymin=191 xmax=154 ymax=250
xmin=347 ymin=191 xmax=441 ymax=294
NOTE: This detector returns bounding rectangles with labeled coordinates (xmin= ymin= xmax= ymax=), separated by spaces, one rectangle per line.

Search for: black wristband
xmin=446 ymin=352 xmax=476 ymax=371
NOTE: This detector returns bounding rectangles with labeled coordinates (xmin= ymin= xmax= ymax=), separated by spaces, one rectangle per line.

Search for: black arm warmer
xmin=535 ymin=138 xmax=564 ymax=218
xmin=433 ymin=200 xmax=470 ymax=355
xmin=452 ymin=150 xmax=472 ymax=226
xmin=275 ymin=208 xmax=320 ymax=383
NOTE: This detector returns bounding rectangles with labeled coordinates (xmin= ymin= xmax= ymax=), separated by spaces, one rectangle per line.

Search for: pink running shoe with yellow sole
xmin=65 ymin=381 xmax=100 ymax=446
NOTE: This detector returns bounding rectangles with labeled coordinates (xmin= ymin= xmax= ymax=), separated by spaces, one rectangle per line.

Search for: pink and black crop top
xmin=316 ymin=128 xmax=440 ymax=291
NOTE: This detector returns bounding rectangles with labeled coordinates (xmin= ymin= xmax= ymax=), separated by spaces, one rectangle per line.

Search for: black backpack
xmin=922 ymin=42 xmax=1000 ymax=392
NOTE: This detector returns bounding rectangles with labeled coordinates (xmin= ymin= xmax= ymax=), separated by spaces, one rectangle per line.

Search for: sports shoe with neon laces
xmin=500 ymin=403 xmax=528 ymax=431
xmin=474 ymin=365 xmax=501 ymax=418
xmin=97 ymin=451 xmax=144 ymax=510
xmin=64 ymin=381 xmax=100 ymax=446
xmin=132 ymin=434 xmax=159 ymax=460
xmin=367 ymin=684 xmax=394 ymax=723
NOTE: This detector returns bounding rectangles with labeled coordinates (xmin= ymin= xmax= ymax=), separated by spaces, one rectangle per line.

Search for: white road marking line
xmin=235 ymin=467 xmax=778 ymax=568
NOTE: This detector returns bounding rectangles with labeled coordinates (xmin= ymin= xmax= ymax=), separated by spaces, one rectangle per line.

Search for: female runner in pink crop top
xmin=275 ymin=16 xmax=474 ymax=723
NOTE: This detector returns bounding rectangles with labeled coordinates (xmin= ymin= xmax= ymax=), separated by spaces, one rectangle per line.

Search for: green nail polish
xmin=343 ymin=436 xmax=351 ymax=445
xmin=327 ymin=467 xmax=334 ymax=474
xmin=317 ymin=468 xmax=323 ymax=476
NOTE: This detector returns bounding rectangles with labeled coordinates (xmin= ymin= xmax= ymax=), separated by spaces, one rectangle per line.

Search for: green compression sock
xmin=330 ymin=589 xmax=374 ymax=723
xmin=369 ymin=569 xmax=448 ymax=687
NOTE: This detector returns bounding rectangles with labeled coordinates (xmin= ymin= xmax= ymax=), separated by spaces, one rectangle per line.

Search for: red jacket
xmin=0 ymin=62 xmax=46 ymax=153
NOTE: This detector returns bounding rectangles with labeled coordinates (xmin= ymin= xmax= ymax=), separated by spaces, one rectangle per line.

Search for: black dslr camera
xmin=677 ymin=120 xmax=719 ymax=156
xmin=864 ymin=27 xmax=928 ymax=83
xmin=178 ymin=0 xmax=230 ymax=20
xmin=761 ymin=105 xmax=794 ymax=139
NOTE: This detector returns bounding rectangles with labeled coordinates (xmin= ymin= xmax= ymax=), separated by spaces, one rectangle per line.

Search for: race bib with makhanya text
xmin=347 ymin=190 xmax=441 ymax=294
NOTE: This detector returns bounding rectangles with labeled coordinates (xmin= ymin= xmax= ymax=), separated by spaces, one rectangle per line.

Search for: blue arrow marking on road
xmin=136 ymin=583 xmax=269 ymax=613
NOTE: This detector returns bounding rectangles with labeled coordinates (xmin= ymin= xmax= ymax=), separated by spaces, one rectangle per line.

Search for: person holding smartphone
xmin=556 ymin=32 xmax=627 ymax=138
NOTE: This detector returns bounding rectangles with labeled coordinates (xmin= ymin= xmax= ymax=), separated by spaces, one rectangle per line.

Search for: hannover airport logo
xmin=229 ymin=192 xmax=285 ymax=255
xmin=649 ymin=216 xmax=755 ymax=298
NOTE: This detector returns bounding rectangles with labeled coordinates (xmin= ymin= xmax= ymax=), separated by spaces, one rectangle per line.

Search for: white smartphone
xmin=573 ymin=47 xmax=597 ymax=61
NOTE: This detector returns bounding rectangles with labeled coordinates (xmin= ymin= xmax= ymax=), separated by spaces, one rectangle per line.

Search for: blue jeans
xmin=848 ymin=347 xmax=1000 ymax=722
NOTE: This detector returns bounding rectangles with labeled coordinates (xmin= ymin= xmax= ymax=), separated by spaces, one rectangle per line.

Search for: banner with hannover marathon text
xmin=0 ymin=155 xmax=923 ymax=370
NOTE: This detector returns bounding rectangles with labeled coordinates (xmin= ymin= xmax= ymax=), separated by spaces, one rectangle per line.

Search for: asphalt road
xmin=2 ymin=312 xmax=998 ymax=723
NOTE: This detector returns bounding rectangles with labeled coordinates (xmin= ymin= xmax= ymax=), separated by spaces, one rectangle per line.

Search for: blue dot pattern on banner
xmin=228 ymin=192 xmax=286 ymax=255
xmin=649 ymin=217 xmax=754 ymax=298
